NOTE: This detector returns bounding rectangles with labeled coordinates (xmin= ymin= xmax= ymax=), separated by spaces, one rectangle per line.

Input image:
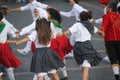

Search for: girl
xmin=8 ymin=0 xmax=51 ymax=20
xmin=47 ymin=8 xmax=73 ymax=80
xmin=15 ymin=18 xmax=64 ymax=80
xmin=16 ymin=7 xmax=55 ymax=80
xmin=0 ymin=11 xmax=21 ymax=80
xmin=0 ymin=5 xmax=19 ymax=34
xmin=16 ymin=7 xmax=49 ymax=54
xmin=59 ymin=11 xmax=103 ymax=80
xmin=60 ymin=0 xmax=88 ymax=57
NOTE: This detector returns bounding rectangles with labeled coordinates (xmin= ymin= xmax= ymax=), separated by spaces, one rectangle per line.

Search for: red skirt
xmin=0 ymin=43 xmax=21 ymax=68
xmin=31 ymin=42 xmax=36 ymax=53
xmin=50 ymin=35 xmax=73 ymax=60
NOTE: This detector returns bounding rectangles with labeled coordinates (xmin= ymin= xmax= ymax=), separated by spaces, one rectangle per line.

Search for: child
xmin=8 ymin=0 xmax=51 ymax=20
xmin=16 ymin=7 xmax=49 ymax=54
xmin=15 ymin=18 xmax=64 ymax=80
xmin=0 ymin=5 xmax=19 ymax=34
xmin=59 ymin=11 xmax=103 ymax=80
xmin=99 ymin=2 xmax=120 ymax=80
xmin=60 ymin=0 xmax=88 ymax=57
xmin=15 ymin=7 xmax=54 ymax=80
xmin=0 ymin=11 xmax=21 ymax=80
xmin=47 ymin=8 xmax=73 ymax=80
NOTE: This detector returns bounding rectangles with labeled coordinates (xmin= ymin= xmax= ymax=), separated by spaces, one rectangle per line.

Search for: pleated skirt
xmin=73 ymin=41 xmax=103 ymax=66
xmin=0 ymin=43 xmax=21 ymax=68
xmin=30 ymin=47 xmax=64 ymax=73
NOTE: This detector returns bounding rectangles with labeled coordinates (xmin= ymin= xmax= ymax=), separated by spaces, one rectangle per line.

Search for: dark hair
xmin=70 ymin=0 xmax=78 ymax=3
xmin=107 ymin=2 xmax=117 ymax=12
xmin=0 ymin=6 xmax=9 ymax=16
xmin=80 ymin=11 xmax=92 ymax=21
xmin=35 ymin=18 xmax=51 ymax=45
xmin=0 ymin=12 xmax=3 ymax=21
xmin=47 ymin=8 xmax=62 ymax=24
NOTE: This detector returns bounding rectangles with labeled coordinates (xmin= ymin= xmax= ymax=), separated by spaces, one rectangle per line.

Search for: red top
xmin=101 ymin=12 xmax=120 ymax=41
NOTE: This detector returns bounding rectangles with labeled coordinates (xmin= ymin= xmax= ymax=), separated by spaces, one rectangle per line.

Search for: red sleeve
xmin=100 ymin=14 xmax=109 ymax=32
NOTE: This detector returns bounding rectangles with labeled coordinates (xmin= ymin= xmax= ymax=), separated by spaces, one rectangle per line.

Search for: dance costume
xmin=69 ymin=21 xmax=102 ymax=67
xmin=27 ymin=30 xmax=64 ymax=73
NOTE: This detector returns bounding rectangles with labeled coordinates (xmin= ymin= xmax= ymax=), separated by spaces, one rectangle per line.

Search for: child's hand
xmin=98 ymin=30 xmax=105 ymax=37
xmin=15 ymin=41 xmax=20 ymax=45
xmin=16 ymin=33 xmax=20 ymax=39
xmin=56 ymin=32 xmax=63 ymax=37
xmin=15 ymin=30 xmax=20 ymax=34
xmin=90 ymin=20 xmax=96 ymax=24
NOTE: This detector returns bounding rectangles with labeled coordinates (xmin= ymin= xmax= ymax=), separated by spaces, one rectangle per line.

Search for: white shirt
xmin=21 ymin=0 xmax=48 ymax=20
xmin=95 ymin=7 xmax=107 ymax=24
xmin=69 ymin=22 xmax=98 ymax=42
xmin=28 ymin=30 xmax=50 ymax=48
xmin=2 ymin=18 xmax=17 ymax=32
xmin=0 ymin=23 xmax=16 ymax=43
xmin=60 ymin=3 xmax=87 ymax=21
xmin=20 ymin=21 xmax=56 ymax=38
xmin=34 ymin=8 xmax=48 ymax=20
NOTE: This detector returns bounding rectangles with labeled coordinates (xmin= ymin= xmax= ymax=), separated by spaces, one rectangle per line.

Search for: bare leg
xmin=82 ymin=67 xmax=89 ymax=80
xmin=0 ymin=77 xmax=2 ymax=80
xmin=52 ymin=72 xmax=60 ymax=80
xmin=37 ymin=76 xmax=44 ymax=80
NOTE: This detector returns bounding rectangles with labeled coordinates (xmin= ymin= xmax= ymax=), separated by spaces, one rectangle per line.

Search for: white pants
xmin=23 ymin=41 xmax=32 ymax=53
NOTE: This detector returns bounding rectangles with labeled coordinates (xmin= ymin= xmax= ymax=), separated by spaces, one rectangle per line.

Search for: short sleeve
xmin=69 ymin=23 xmax=79 ymax=33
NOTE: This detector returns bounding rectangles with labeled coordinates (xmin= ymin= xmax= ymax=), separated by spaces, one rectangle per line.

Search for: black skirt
xmin=30 ymin=47 xmax=64 ymax=73
xmin=73 ymin=41 xmax=103 ymax=66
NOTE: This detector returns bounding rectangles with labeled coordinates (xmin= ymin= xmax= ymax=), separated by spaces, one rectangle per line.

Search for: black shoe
xmin=60 ymin=77 xmax=68 ymax=80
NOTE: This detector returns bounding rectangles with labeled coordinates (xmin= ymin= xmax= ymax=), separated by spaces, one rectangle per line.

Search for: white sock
xmin=33 ymin=74 xmax=50 ymax=80
xmin=33 ymin=74 xmax=37 ymax=80
xmin=112 ymin=66 xmax=119 ymax=74
xmin=23 ymin=41 xmax=32 ymax=53
xmin=44 ymin=74 xmax=50 ymax=80
xmin=61 ymin=66 xmax=68 ymax=77
xmin=6 ymin=68 xmax=15 ymax=80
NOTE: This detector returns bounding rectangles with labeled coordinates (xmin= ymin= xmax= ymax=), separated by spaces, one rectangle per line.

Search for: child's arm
xmin=15 ymin=37 xmax=30 ymax=45
xmin=6 ymin=40 xmax=17 ymax=44
xmin=97 ymin=29 xmax=105 ymax=37
xmin=63 ymin=29 xmax=71 ymax=35
xmin=56 ymin=29 xmax=71 ymax=37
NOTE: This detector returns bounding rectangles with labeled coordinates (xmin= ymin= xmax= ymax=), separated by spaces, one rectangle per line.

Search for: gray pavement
xmin=1 ymin=0 xmax=115 ymax=80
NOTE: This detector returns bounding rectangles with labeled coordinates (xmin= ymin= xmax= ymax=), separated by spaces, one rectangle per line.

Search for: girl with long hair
xmin=15 ymin=18 xmax=64 ymax=80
